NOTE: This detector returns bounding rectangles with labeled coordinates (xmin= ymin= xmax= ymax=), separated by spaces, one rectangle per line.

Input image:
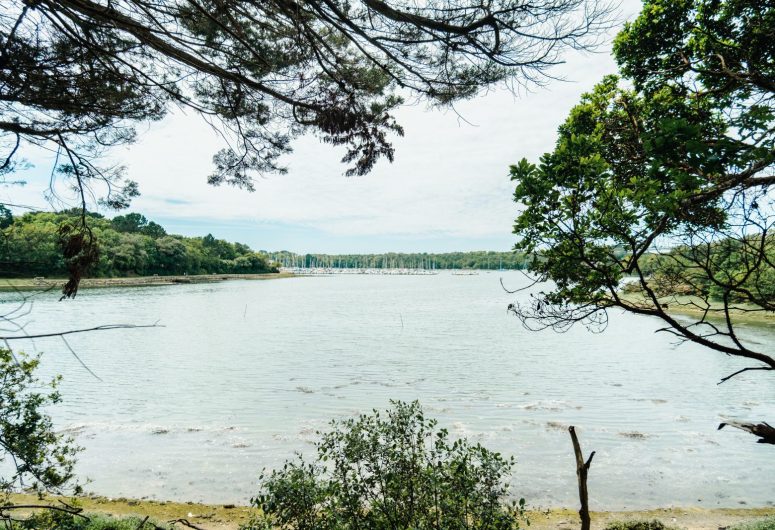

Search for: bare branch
xmin=0 ymin=322 xmax=162 ymax=341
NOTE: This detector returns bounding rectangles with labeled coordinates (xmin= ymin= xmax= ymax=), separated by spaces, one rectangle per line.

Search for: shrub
xmin=245 ymin=400 xmax=525 ymax=530
xmin=0 ymin=349 xmax=80 ymax=499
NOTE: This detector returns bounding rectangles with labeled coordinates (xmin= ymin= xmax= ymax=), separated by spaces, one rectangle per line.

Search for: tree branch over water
xmin=509 ymin=0 xmax=775 ymax=445
xmin=0 ymin=322 xmax=162 ymax=341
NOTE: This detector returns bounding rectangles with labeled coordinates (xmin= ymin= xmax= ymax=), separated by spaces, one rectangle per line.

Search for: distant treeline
xmin=0 ymin=209 xmax=277 ymax=278
xmin=261 ymin=250 xmax=529 ymax=270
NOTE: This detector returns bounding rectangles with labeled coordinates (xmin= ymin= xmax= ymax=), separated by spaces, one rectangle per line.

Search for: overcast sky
xmin=8 ymin=0 xmax=642 ymax=254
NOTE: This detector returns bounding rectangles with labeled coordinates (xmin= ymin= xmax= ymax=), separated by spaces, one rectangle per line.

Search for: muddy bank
xmin=0 ymin=272 xmax=295 ymax=292
xmin=7 ymin=494 xmax=775 ymax=530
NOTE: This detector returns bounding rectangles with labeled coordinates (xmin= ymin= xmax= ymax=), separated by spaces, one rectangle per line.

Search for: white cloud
xmin=7 ymin=0 xmax=643 ymax=249
xmin=121 ymin=50 xmax=623 ymax=239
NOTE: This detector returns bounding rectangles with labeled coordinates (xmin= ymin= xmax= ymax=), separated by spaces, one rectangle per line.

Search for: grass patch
xmin=730 ymin=517 xmax=775 ymax=530
xmin=5 ymin=494 xmax=254 ymax=529
xmin=9 ymin=511 xmax=167 ymax=530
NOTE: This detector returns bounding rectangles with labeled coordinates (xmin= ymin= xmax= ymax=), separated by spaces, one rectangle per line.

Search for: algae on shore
xmin=7 ymin=494 xmax=775 ymax=530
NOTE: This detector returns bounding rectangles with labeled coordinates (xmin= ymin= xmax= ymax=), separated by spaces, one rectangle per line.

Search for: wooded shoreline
xmin=0 ymin=272 xmax=295 ymax=292
xmin=616 ymin=293 xmax=775 ymax=325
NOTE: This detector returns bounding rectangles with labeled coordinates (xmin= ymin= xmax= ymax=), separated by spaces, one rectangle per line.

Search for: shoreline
xmin=7 ymin=494 xmax=775 ymax=530
xmin=615 ymin=292 xmax=774 ymax=325
xmin=0 ymin=272 xmax=296 ymax=292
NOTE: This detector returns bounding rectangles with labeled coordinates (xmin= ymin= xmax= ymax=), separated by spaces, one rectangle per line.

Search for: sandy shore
xmin=0 ymin=272 xmax=295 ymax=292
xmin=7 ymin=494 xmax=775 ymax=530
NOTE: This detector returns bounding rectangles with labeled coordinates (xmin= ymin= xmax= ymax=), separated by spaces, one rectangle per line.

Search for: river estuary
xmin=2 ymin=272 xmax=774 ymax=508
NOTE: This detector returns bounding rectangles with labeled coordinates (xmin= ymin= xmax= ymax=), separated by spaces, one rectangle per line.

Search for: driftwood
xmin=718 ymin=420 xmax=775 ymax=444
xmin=569 ymin=426 xmax=595 ymax=530
xmin=169 ymin=518 xmax=209 ymax=530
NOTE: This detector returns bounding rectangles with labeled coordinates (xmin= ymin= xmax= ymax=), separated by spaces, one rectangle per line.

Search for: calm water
xmin=2 ymin=272 xmax=774 ymax=509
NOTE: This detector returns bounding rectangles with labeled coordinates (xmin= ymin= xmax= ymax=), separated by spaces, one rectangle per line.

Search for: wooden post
xmin=569 ymin=426 xmax=595 ymax=530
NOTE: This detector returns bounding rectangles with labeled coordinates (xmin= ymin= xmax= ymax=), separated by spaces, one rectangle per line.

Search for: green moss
xmin=604 ymin=521 xmax=675 ymax=530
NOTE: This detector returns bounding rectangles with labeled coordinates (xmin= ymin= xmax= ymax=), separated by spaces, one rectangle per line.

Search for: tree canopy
xmin=0 ymin=210 xmax=277 ymax=277
xmin=1 ymin=0 xmax=613 ymax=296
xmin=509 ymin=0 xmax=774 ymax=381
xmin=1 ymin=0 xmax=613 ymax=194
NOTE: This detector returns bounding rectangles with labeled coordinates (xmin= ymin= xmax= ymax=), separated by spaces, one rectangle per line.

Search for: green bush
xmin=245 ymin=400 xmax=525 ymax=530
xmin=1 ymin=349 xmax=80 ymax=498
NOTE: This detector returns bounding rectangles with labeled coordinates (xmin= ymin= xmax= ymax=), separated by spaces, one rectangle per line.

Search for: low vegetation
xmin=729 ymin=517 xmax=775 ymax=530
xmin=7 ymin=511 xmax=164 ymax=530
xmin=602 ymin=517 xmax=775 ymax=530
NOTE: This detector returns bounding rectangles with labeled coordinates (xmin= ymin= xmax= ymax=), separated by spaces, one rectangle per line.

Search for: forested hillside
xmin=0 ymin=209 xmax=277 ymax=278
xmin=640 ymin=236 xmax=775 ymax=305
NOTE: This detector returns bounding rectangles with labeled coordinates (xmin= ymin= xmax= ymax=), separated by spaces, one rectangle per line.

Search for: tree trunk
xmin=569 ymin=426 xmax=595 ymax=530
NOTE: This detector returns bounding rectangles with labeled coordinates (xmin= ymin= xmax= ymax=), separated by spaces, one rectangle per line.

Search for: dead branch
xmin=569 ymin=426 xmax=595 ymax=530
xmin=0 ymin=322 xmax=162 ymax=341
xmin=718 ymin=366 xmax=774 ymax=384
xmin=0 ymin=503 xmax=89 ymax=520
xmin=169 ymin=518 xmax=209 ymax=530
xmin=718 ymin=420 xmax=775 ymax=445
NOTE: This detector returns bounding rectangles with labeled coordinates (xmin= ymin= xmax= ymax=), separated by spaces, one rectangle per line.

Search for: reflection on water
xmin=2 ymin=272 xmax=773 ymax=509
